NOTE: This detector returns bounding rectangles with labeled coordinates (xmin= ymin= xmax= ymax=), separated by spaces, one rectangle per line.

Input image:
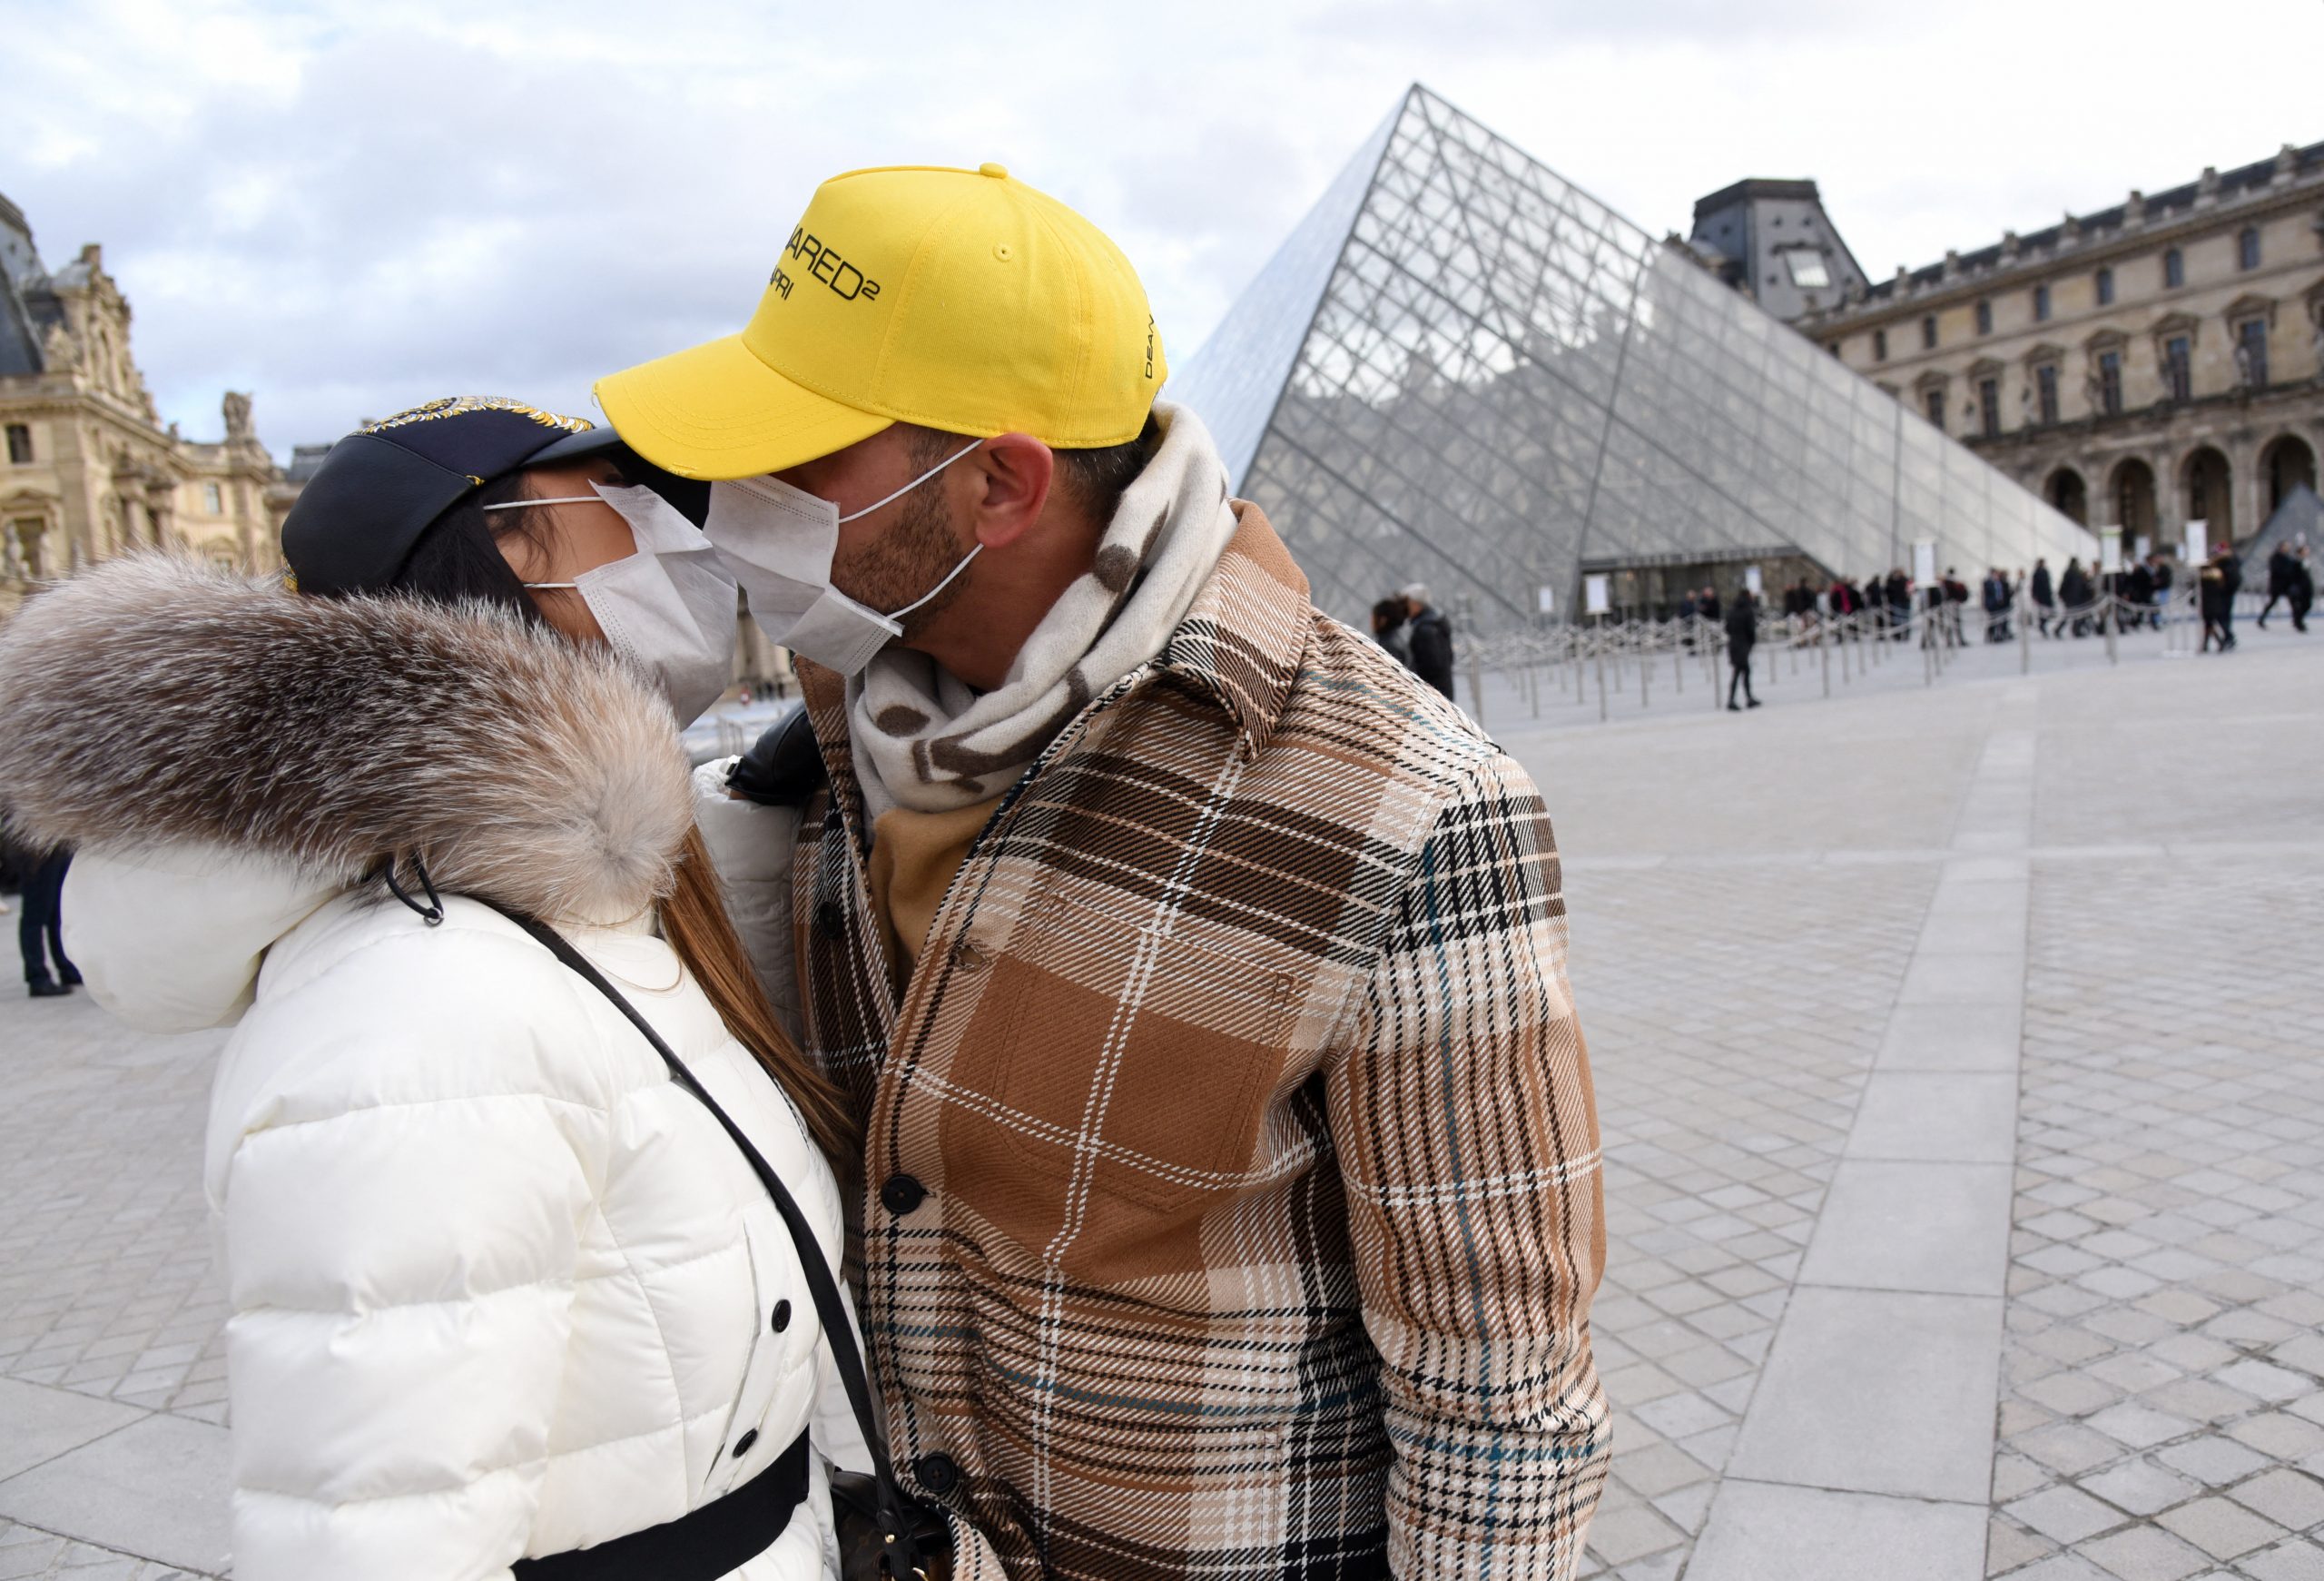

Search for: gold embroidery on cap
xmin=360 ymin=396 xmax=595 ymax=436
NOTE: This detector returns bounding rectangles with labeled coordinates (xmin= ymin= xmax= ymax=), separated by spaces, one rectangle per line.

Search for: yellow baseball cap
xmin=596 ymin=162 xmax=1166 ymax=480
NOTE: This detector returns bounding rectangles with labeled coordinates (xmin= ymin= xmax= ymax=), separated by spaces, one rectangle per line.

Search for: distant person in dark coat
xmin=1695 ymin=586 xmax=1721 ymax=623
xmin=2058 ymin=559 xmax=2093 ymax=637
xmin=1884 ymin=569 xmax=1911 ymax=639
xmin=2148 ymin=555 xmax=2173 ymax=629
xmin=1402 ymin=583 xmax=1456 ymax=699
xmin=14 ymin=838 xmax=78 ymax=998
xmin=2289 ymin=546 xmax=2314 ymax=633
xmin=2258 ymin=545 xmax=2299 ymax=628
xmin=1981 ymin=569 xmax=2012 ymax=642
xmin=1370 ymin=597 xmax=1414 ymax=669
xmin=2031 ymin=557 xmax=2057 ymax=637
xmin=2200 ymin=544 xmax=2240 ymax=652
xmin=1725 ymin=590 xmax=1760 ymax=711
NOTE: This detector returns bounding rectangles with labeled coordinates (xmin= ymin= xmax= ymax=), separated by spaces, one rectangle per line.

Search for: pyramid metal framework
xmin=1167 ymin=85 xmax=2096 ymax=630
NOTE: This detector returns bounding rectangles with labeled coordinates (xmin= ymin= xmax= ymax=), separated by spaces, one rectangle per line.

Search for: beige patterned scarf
xmin=845 ymin=402 xmax=1236 ymax=818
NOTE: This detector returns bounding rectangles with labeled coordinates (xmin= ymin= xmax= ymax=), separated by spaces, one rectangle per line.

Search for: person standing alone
xmin=2259 ymin=542 xmax=2298 ymax=628
xmin=15 ymin=839 xmax=77 ymax=998
xmin=1403 ymin=581 xmax=1457 ymax=700
xmin=1726 ymin=587 xmax=1760 ymax=710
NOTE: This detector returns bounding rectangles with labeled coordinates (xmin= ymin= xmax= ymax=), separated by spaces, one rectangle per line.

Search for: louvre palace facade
xmin=1793 ymin=144 xmax=2323 ymax=553
xmin=1 ymin=193 xmax=302 ymax=621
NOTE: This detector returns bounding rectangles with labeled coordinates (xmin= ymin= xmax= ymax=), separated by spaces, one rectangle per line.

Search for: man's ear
xmin=966 ymin=432 xmax=1055 ymax=550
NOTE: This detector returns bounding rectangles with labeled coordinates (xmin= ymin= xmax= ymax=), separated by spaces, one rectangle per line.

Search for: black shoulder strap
xmin=475 ymin=900 xmax=930 ymax=1579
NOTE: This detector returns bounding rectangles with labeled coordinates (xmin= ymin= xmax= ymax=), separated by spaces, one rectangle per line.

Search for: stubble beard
xmin=831 ymin=485 xmax=975 ymax=640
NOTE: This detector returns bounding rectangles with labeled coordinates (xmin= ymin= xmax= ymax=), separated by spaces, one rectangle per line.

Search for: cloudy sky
xmin=12 ymin=0 xmax=2318 ymax=458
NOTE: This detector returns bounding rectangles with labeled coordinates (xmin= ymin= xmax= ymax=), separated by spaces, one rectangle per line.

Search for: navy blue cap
xmin=280 ymin=396 xmax=711 ymax=597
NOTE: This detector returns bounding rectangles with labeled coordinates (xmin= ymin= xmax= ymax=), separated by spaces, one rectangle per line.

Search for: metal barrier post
xmin=2018 ymin=588 xmax=2031 ymax=675
xmin=1467 ymin=647 xmax=1486 ymax=726
xmin=1821 ymin=621 xmax=1832 ymax=698
xmin=1595 ymin=629 xmax=1609 ymax=723
xmin=2103 ymin=595 xmax=2118 ymax=666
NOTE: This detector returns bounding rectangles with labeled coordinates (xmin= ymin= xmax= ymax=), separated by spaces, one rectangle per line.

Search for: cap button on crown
xmin=979 ymin=163 xmax=1009 ymax=180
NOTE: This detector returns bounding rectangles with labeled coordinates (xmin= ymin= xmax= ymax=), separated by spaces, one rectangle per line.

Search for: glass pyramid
xmin=1166 ymin=84 xmax=2096 ymax=629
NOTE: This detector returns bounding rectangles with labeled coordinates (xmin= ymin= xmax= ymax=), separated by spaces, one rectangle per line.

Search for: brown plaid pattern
xmin=793 ymin=507 xmax=1609 ymax=1579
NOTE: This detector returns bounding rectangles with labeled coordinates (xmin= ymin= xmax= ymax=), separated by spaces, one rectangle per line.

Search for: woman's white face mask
xmin=489 ymin=481 xmax=739 ymax=723
xmin=704 ymin=440 xmax=982 ymax=677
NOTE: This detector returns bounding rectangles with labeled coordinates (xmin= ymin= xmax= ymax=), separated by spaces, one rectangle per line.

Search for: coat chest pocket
xmin=949 ymin=891 xmax=1305 ymax=1227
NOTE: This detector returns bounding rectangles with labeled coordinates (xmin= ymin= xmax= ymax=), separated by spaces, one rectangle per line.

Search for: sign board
xmin=2129 ymin=534 xmax=2148 ymax=564
xmin=2098 ymin=527 xmax=2122 ymax=573
xmin=1537 ymin=586 xmax=1556 ymax=615
xmin=1742 ymin=565 xmax=1764 ymax=595
xmin=1583 ymin=574 xmax=1610 ymax=617
xmin=1911 ymin=539 xmax=1937 ymax=588
xmin=2184 ymin=521 xmax=2208 ymax=564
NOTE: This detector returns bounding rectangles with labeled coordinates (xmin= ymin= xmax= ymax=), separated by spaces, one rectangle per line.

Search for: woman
xmin=0 ymin=397 xmax=868 ymax=1581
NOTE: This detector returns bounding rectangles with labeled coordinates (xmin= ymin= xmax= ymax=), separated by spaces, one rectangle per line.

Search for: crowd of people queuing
xmin=1666 ymin=540 xmax=2309 ymax=657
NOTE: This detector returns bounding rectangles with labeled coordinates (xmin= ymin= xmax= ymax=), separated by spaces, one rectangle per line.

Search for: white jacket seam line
xmin=530 ymin=957 xmax=700 ymax=1459
xmin=236 ymin=1279 xmax=576 ymax=1318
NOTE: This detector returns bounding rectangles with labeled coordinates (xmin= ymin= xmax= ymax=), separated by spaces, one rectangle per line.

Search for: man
xmin=1402 ymin=581 xmax=1456 ymax=699
xmin=2125 ymin=558 xmax=2155 ymax=629
xmin=14 ymin=837 xmax=77 ymax=998
xmin=2258 ymin=542 xmax=2298 ymax=628
xmin=2059 ymin=558 xmax=2094 ymax=637
xmin=1725 ymin=586 xmax=1760 ymax=710
xmin=2202 ymin=537 xmax=2240 ymax=646
xmin=2202 ymin=541 xmax=2243 ymax=651
xmin=2031 ymin=556 xmax=2056 ymax=637
xmin=2289 ymin=544 xmax=2314 ymax=633
xmin=598 ymin=162 xmax=1607 ymax=1579
xmin=1941 ymin=567 xmax=1969 ymax=647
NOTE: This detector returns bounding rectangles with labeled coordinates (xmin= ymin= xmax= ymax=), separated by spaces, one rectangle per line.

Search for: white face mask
xmin=705 ymin=439 xmax=983 ymax=677
xmin=492 ymin=481 xmax=739 ymax=723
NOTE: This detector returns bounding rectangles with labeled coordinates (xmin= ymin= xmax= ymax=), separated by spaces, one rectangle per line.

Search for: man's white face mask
xmin=705 ymin=439 xmax=983 ymax=677
xmin=492 ymin=481 xmax=739 ymax=723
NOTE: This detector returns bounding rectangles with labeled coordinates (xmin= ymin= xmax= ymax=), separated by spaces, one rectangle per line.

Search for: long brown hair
xmin=370 ymin=467 xmax=858 ymax=1165
xmin=660 ymin=822 xmax=856 ymax=1162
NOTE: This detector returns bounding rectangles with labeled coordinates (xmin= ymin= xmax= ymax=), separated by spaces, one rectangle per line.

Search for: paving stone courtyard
xmin=2 ymin=619 xmax=2320 ymax=1578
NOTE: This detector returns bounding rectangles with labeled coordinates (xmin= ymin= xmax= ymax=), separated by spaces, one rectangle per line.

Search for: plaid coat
xmin=790 ymin=505 xmax=1608 ymax=1579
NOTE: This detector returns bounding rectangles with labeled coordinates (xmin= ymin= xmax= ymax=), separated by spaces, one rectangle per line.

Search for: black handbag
xmin=468 ymin=896 xmax=954 ymax=1580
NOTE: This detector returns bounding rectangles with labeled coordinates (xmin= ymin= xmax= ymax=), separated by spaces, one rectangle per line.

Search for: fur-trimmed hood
xmin=0 ymin=555 xmax=694 ymax=927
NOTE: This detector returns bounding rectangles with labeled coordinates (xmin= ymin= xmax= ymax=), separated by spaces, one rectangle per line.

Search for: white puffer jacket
xmin=0 ymin=558 xmax=866 ymax=1581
